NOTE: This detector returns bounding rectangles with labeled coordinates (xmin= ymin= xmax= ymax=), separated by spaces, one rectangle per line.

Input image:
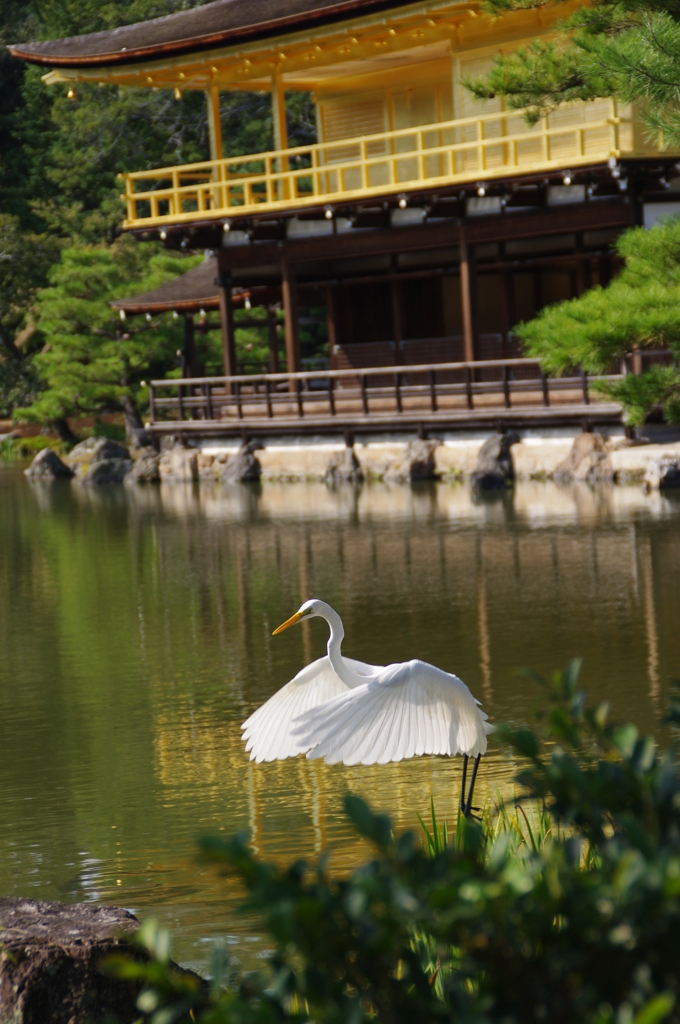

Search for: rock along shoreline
xmin=23 ymin=428 xmax=680 ymax=492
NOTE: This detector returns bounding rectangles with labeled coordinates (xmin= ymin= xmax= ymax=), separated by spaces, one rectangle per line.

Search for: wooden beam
xmin=218 ymin=271 xmax=237 ymax=382
xmin=218 ymin=200 xmax=634 ymax=272
xmin=206 ymin=86 xmax=223 ymax=162
xmin=281 ymin=259 xmax=301 ymax=379
xmin=460 ymin=239 xmax=477 ymax=363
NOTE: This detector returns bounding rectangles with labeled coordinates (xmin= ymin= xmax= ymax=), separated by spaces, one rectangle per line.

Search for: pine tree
xmin=465 ymin=0 xmax=680 ymax=425
xmin=467 ymin=0 xmax=680 ymax=148
xmin=17 ymin=238 xmax=203 ymax=439
xmin=517 ymin=217 xmax=680 ymax=425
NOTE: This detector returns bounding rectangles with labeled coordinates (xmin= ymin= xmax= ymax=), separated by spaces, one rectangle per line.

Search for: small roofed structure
xmin=110 ymin=256 xmax=281 ymax=376
xmin=110 ymin=256 xmax=221 ymax=318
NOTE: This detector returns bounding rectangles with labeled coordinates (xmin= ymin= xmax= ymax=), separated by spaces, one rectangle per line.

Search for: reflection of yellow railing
xmin=121 ymin=99 xmax=627 ymax=228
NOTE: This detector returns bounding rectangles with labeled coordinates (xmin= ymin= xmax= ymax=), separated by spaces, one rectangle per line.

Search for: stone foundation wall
xmin=199 ymin=435 xmax=680 ymax=486
xmin=24 ymin=431 xmax=680 ymax=491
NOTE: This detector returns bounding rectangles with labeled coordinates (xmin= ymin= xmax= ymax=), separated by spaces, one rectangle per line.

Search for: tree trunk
xmin=0 ymin=332 xmax=23 ymax=363
xmin=51 ymin=417 xmax=76 ymax=443
xmin=120 ymin=395 xmax=152 ymax=448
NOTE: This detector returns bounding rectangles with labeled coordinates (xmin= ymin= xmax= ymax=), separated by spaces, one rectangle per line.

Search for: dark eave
xmin=8 ymin=0 xmax=416 ymax=68
xmin=111 ymin=257 xmax=220 ymax=315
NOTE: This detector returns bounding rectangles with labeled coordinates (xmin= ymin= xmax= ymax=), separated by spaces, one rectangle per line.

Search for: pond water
xmin=0 ymin=465 xmax=679 ymax=974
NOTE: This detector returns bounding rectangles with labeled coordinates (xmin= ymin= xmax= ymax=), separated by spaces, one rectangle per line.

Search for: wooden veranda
xmin=144 ymin=357 xmax=625 ymax=440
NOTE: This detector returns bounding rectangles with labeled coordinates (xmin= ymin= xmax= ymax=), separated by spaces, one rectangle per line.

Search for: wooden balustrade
xmin=121 ymin=100 xmax=626 ymax=228
xmin=145 ymin=358 xmax=625 ymax=436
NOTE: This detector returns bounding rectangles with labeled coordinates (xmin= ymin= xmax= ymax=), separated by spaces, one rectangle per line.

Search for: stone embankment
xmin=0 ymin=897 xmax=204 ymax=1024
xmin=24 ymin=431 xmax=680 ymax=490
xmin=0 ymin=898 xmax=140 ymax=1024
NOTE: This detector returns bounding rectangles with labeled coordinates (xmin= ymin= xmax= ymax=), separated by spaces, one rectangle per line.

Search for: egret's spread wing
xmin=241 ymin=656 xmax=375 ymax=762
xmin=292 ymin=659 xmax=492 ymax=766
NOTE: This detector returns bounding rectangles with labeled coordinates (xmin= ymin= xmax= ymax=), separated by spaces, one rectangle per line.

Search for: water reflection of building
xmin=130 ymin=479 xmax=675 ymax=737
xmin=132 ymin=479 xmax=677 ymax=822
xmin=150 ymin=696 xmax=515 ymax=866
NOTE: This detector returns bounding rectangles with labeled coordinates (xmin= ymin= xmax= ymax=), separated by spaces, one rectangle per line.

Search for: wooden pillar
xmin=281 ymin=259 xmax=301 ymax=382
xmin=267 ymin=305 xmax=279 ymax=374
xmin=390 ymin=268 xmax=404 ymax=364
xmin=182 ymin=315 xmax=195 ymax=378
xmin=326 ymin=283 xmax=339 ymax=369
xmin=533 ymin=270 xmax=544 ymax=314
xmin=499 ymin=270 xmax=512 ymax=359
xmin=271 ymin=70 xmax=289 ymax=197
xmin=206 ymin=86 xmax=223 ymax=162
xmin=217 ymin=272 xmax=237 ymax=384
xmin=271 ymin=71 xmax=288 ymax=153
xmin=460 ymin=239 xmax=477 ymax=363
xmin=498 ymin=242 xmax=513 ymax=359
xmin=575 ymin=233 xmax=587 ymax=296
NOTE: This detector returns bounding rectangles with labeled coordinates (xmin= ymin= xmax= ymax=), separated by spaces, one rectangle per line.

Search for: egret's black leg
xmin=463 ymin=754 xmax=481 ymax=818
xmin=459 ymin=754 xmax=469 ymax=814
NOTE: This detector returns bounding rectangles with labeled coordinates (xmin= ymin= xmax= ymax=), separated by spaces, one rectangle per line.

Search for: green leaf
xmin=612 ymin=724 xmax=640 ymax=760
xmin=563 ymin=658 xmax=583 ymax=699
xmin=344 ymin=793 xmax=392 ymax=850
xmin=632 ymin=993 xmax=676 ymax=1024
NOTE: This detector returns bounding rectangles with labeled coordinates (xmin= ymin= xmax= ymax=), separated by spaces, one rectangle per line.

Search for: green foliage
xmin=517 ymin=217 xmax=680 ymax=425
xmin=468 ymin=0 xmax=680 ymax=148
xmin=0 ymin=213 xmax=60 ymax=352
xmin=0 ymin=434 xmax=68 ymax=461
xmin=17 ymin=238 xmax=202 ymax=429
xmin=109 ymin=662 xmax=680 ymax=1024
xmin=0 ymin=0 xmax=320 ymax=418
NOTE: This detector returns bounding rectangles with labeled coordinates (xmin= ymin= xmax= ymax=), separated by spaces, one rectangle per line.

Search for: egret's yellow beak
xmin=272 ymin=610 xmax=306 ymax=635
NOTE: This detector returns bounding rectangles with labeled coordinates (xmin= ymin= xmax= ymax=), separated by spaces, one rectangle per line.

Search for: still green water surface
xmin=0 ymin=465 xmax=679 ymax=973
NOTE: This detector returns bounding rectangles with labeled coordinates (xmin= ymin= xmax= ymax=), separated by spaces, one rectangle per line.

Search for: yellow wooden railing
xmin=121 ymin=99 xmax=629 ymax=228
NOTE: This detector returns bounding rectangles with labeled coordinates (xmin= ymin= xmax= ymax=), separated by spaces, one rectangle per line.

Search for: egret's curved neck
xmin=317 ymin=603 xmax=366 ymax=688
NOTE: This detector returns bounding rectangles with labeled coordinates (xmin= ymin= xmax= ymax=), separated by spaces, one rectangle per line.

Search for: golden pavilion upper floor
xmin=11 ymin=0 xmax=676 ymax=232
xmin=10 ymin=0 xmax=680 ymax=384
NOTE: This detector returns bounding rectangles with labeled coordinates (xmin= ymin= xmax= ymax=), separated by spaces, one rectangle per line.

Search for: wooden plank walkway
xmin=147 ymin=358 xmax=624 ymax=439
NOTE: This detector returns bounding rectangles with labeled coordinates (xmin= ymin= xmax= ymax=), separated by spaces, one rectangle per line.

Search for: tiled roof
xmin=110 ymin=257 xmax=220 ymax=314
xmin=9 ymin=0 xmax=412 ymax=67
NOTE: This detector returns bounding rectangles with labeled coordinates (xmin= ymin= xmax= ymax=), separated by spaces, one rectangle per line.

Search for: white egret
xmin=241 ymin=599 xmax=492 ymax=815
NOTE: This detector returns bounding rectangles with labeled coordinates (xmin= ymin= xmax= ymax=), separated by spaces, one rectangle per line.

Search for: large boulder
xmin=643 ymin=457 xmax=680 ymax=492
xmin=553 ymin=432 xmax=612 ymax=483
xmin=383 ymin=439 xmax=440 ymax=483
xmin=220 ymin=441 xmax=262 ymax=483
xmin=24 ymin=448 xmax=74 ymax=480
xmin=0 ymin=897 xmax=141 ymax=1024
xmin=66 ymin=437 xmax=132 ymax=483
xmin=67 ymin=437 xmax=130 ymax=470
xmin=81 ymin=458 xmax=133 ymax=484
xmin=324 ymin=448 xmax=363 ymax=484
xmin=471 ymin=432 xmax=520 ymax=491
xmin=159 ymin=445 xmax=199 ymax=483
xmin=125 ymin=449 xmax=160 ymax=484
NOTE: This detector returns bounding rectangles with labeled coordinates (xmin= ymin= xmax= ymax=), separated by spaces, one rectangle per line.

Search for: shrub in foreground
xmin=111 ymin=662 xmax=680 ymax=1024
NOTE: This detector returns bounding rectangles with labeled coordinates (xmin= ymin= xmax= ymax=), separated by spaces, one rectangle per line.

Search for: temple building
xmin=11 ymin=0 xmax=680 ymax=381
